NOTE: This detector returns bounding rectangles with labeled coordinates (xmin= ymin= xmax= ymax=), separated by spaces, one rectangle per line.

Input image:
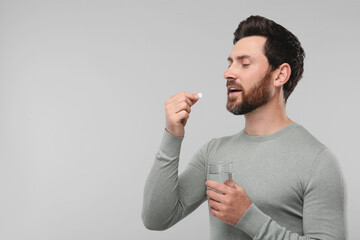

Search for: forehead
xmin=229 ymin=36 xmax=267 ymax=60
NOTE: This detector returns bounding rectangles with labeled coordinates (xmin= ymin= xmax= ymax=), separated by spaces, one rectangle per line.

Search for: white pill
xmin=198 ymin=92 xmax=203 ymax=98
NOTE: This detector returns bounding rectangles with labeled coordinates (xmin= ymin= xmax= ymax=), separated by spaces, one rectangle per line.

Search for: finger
xmin=176 ymin=92 xmax=200 ymax=106
xmin=209 ymin=207 xmax=221 ymax=219
xmin=175 ymin=96 xmax=193 ymax=107
xmin=185 ymin=98 xmax=193 ymax=107
xmin=208 ymin=198 xmax=222 ymax=211
xmin=176 ymin=110 xmax=189 ymax=122
xmin=206 ymin=189 xmax=223 ymax=202
xmin=176 ymin=110 xmax=189 ymax=126
xmin=175 ymin=102 xmax=191 ymax=114
xmin=224 ymin=179 xmax=235 ymax=188
xmin=206 ymin=180 xmax=232 ymax=194
xmin=225 ymin=179 xmax=242 ymax=190
xmin=174 ymin=94 xmax=198 ymax=108
xmin=181 ymin=118 xmax=187 ymax=126
xmin=181 ymin=114 xmax=190 ymax=126
xmin=183 ymin=92 xmax=200 ymax=102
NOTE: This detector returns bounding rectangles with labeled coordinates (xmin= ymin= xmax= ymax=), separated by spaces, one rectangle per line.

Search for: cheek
xmin=241 ymin=67 xmax=261 ymax=80
xmin=242 ymin=71 xmax=266 ymax=88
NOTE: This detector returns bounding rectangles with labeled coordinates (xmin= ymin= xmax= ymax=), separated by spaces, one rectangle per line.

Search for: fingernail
xmin=198 ymin=93 xmax=203 ymax=99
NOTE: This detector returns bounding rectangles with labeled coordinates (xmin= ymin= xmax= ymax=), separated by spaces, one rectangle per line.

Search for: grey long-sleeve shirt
xmin=142 ymin=123 xmax=346 ymax=239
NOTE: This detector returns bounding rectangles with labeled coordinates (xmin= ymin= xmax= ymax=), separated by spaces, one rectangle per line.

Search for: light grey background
xmin=0 ymin=0 xmax=359 ymax=239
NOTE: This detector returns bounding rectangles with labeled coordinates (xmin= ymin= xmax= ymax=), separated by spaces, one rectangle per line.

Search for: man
xmin=142 ymin=15 xmax=345 ymax=239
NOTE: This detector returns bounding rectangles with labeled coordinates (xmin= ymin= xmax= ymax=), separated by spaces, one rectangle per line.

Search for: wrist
xmin=235 ymin=204 xmax=270 ymax=238
xmin=165 ymin=127 xmax=184 ymax=137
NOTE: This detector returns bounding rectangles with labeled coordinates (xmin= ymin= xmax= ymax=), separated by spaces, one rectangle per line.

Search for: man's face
xmin=224 ymin=36 xmax=274 ymax=115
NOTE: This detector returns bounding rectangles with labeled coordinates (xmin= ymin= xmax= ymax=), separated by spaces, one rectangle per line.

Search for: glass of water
xmin=207 ymin=161 xmax=233 ymax=187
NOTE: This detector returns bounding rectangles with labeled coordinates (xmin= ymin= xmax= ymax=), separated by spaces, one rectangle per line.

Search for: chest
xmin=208 ymin=143 xmax=306 ymax=216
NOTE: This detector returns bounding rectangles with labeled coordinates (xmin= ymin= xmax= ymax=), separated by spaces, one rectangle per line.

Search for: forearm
xmin=236 ymin=204 xmax=312 ymax=239
xmin=142 ymin=130 xmax=208 ymax=230
xmin=236 ymin=204 xmax=342 ymax=240
xmin=142 ymin=131 xmax=184 ymax=230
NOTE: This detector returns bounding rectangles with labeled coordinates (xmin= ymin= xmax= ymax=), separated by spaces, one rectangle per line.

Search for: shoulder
xmin=286 ymin=123 xmax=326 ymax=149
xmin=281 ymin=123 xmax=333 ymax=166
xmin=290 ymin=124 xmax=343 ymax=184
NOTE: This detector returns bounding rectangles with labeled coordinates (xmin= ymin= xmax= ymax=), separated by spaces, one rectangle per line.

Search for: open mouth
xmin=228 ymin=87 xmax=242 ymax=94
xmin=229 ymin=88 xmax=242 ymax=92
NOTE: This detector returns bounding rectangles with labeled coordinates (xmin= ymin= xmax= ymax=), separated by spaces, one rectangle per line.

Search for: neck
xmin=244 ymin=95 xmax=292 ymax=136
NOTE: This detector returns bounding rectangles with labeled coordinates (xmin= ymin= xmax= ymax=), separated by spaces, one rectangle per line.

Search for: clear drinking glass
xmin=207 ymin=161 xmax=233 ymax=186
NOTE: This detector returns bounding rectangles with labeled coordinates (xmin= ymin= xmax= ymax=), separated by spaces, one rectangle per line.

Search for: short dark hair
xmin=233 ymin=15 xmax=305 ymax=102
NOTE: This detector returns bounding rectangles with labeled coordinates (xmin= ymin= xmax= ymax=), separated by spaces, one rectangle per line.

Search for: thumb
xmin=189 ymin=92 xmax=201 ymax=105
xmin=224 ymin=179 xmax=238 ymax=189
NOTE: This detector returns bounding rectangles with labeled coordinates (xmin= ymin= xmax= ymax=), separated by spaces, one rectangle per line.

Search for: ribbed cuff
xmin=158 ymin=130 xmax=184 ymax=158
xmin=235 ymin=203 xmax=270 ymax=238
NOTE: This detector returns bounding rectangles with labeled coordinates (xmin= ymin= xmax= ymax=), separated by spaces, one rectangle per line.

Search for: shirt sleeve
xmin=141 ymin=130 xmax=208 ymax=230
xmin=235 ymin=148 xmax=346 ymax=240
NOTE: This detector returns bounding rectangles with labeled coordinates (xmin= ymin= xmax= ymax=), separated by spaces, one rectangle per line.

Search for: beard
xmin=226 ymin=71 xmax=272 ymax=115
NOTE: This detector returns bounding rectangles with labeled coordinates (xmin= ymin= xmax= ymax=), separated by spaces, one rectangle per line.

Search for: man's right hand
xmin=165 ymin=92 xmax=200 ymax=137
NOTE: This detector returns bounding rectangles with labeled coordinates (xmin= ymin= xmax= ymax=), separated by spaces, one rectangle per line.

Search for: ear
xmin=273 ymin=63 xmax=291 ymax=87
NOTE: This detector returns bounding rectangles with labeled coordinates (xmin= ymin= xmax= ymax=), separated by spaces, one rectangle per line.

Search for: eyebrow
xmin=227 ymin=55 xmax=253 ymax=62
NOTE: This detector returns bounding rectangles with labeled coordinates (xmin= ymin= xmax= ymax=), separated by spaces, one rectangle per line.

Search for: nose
xmin=224 ymin=65 xmax=236 ymax=81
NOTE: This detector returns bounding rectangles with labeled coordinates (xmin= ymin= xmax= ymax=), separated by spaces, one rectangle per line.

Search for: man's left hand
xmin=205 ymin=179 xmax=252 ymax=226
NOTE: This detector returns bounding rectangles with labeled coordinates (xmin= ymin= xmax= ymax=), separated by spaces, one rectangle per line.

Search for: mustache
xmin=226 ymin=80 xmax=243 ymax=89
